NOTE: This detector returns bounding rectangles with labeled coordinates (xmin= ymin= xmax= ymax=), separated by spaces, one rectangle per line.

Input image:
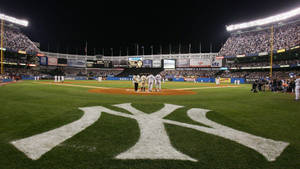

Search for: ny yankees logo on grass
xmin=11 ymin=104 xmax=289 ymax=162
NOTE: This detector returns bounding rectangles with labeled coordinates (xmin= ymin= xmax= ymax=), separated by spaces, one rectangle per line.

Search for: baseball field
xmin=0 ymin=80 xmax=299 ymax=169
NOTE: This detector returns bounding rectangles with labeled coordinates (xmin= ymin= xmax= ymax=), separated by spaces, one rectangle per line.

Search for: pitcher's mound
xmin=88 ymin=88 xmax=196 ymax=96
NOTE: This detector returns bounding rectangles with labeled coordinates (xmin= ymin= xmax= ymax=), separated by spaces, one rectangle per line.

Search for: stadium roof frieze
xmin=41 ymin=51 xmax=219 ymax=60
xmin=230 ymin=19 xmax=300 ymax=34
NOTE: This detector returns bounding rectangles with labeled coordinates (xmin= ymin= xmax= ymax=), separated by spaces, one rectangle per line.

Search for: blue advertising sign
xmin=39 ymin=56 xmax=48 ymax=65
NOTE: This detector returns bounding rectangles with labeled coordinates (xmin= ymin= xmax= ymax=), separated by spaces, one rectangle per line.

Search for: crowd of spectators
xmin=226 ymin=59 xmax=300 ymax=68
xmin=63 ymin=68 xmax=122 ymax=77
xmin=87 ymin=69 xmax=123 ymax=77
xmin=221 ymin=70 xmax=300 ymax=79
xmin=1 ymin=67 xmax=42 ymax=80
xmin=161 ymin=70 xmax=218 ymax=78
xmin=219 ymin=22 xmax=300 ymax=56
xmin=0 ymin=74 xmax=11 ymax=81
xmin=1 ymin=25 xmax=39 ymax=54
xmin=251 ymin=78 xmax=297 ymax=94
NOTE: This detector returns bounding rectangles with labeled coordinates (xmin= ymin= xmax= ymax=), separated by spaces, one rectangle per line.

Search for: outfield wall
xmin=15 ymin=75 xmax=245 ymax=84
xmin=1 ymin=79 xmax=13 ymax=83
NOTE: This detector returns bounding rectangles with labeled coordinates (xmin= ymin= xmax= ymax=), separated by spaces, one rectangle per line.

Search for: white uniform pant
xmin=296 ymin=86 xmax=300 ymax=100
xmin=148 ymin=82 xmax=154 ymax=91
xmin=156 ymin=81 xmax=161 ymax=90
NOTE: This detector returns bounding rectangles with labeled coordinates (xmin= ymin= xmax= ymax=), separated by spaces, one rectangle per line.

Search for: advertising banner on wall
xmin=184 ymin=77 xmax=196 ymax=82
xmin=219 ymin=78 xmax=231 ymax=83
xmin=190 ymin=58 xmax=211 ymax=67
xmin=152 ymin=59 xmax=161 ymax=68
xmin=143 ymin=59 xmax=153 ymax=68
xmin=57 ymin=58 xmax=68 ymax=66
xmin=90 ymin=60 xmax=112 ymax=68
xmin=86 ymin=61 xmax=94 ymax=68
xmin=119 ymin=60 xmax=128 ymax=68
xmin=211 ymin=57 xmax=223 ymax=67
xmin=163 ymin=59 xmax=176 ymax=69
xmin=176 ymin=59 xmax=190 ymax=67
xmin=47 ymin=57 xmax=58 ymax=66
xmin=67 ymin=59 xmax=86 ymax=68
xmin=112 ymin=60 xmax=120 ymax=68
xmin=129 ymin=57 xmax=143 ymax=68
xmin=39 ymin=56 xmax=48 ymax=65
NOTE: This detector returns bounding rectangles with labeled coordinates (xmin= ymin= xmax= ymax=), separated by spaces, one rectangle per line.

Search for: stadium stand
xmin=161 ymin=70 xmax=218 ymax=78
xmin=220 ymin=21 xmax=300 ymax=57
xmin=0 ymin=25 xmax=39 ymax=54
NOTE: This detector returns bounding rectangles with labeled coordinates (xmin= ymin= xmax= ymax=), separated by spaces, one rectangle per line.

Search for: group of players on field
xmin=133 ymin=74 xmax=162 ymax=92
xmin=251 ymin=74 xmax=300 ymax=101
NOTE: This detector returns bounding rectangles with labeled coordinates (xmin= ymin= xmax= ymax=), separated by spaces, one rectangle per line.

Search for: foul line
xmin=174 ymin=86 xmax=240 ymax=91
xmin=33 ymin=82 xmax=111 ymax=89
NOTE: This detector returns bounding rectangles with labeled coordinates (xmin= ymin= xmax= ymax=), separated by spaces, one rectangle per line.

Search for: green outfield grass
xmin=0 ymin=80 xmax=299 ymax=169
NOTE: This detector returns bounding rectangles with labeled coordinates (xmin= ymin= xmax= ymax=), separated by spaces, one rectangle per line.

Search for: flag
xmin=150 ymin=45 xmax=153 ymax=55
xmin=199 ymin=43 xmax=202 ymax=53
xmin=85 ymin=42 xmax=88 ymax=56
xmin=160 ymin=45 xmax=162 ymax=54
xmin=179 ymin=43 xmax=181 ymax=54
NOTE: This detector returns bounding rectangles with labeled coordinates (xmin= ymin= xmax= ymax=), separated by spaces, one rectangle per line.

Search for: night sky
xmin=1 ymin=0 xmax=300 ymax=55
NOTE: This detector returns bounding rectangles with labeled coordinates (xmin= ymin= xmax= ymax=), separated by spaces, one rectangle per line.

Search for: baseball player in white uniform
xmin=140 ymin=74 xmax=147 ymax=92
xmin=61 ymin=76 xmax=64 ymax=83
xmin=216 ymin=77 xmax=220 ymax=85
xmin=295 ymin=74 xmax=300 ymax=101
xmin=155 ymin=74 xmax=162 ymax=92
xmin=147 ymin=74 xmax=155 ymax=92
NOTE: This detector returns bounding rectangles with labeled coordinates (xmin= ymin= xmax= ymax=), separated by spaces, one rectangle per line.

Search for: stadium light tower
xmin=226 ymin=7 xmax=300 ymax=32
xmin=1 ymin=19 xmax=4 ymax=74
xmin=0 ymin=13 xmax=29 ymax=74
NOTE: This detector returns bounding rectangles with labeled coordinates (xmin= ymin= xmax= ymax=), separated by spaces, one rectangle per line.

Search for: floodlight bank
xmin=0 ymin=13 xmax=28 ymax=27
xmin=226 ymin=7 xmax=300 ymax=31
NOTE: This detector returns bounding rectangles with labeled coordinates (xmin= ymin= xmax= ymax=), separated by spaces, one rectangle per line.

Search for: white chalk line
xmin=11 ymin=106 xmax=102 ymax=160
xmin=174 ymin=86 xmax=240 ymax=91
xmin=113 ymin=103 xmax=197 ymax=162
xmin=10 ymin=104 xmax=289 ymax=162
xmin=33 ymin=82 xmax=111 ymax=89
